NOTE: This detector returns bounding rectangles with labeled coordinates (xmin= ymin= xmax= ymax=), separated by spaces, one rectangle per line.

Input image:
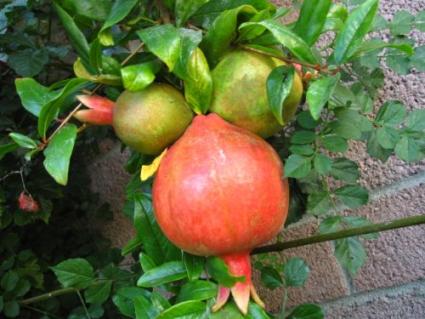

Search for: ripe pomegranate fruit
xmin=74 ymin=83 xmax=193 ymax=155
xmin=209 ymin=50 xmax=303 ymax=138
xmin=18 ymin=192 xmax=39 ymax=213
xmin=153 ymin=114 xmax=289 ymax=314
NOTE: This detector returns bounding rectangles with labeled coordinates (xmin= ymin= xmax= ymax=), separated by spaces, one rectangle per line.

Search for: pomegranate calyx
xmin=212 ymin=252 xmax=265 ymax=315
xmin=74 ymin=95 xmax=114 ymax=125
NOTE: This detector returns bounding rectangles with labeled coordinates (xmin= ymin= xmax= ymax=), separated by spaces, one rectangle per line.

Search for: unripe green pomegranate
xmin=209 ymin=50 xmax=303 ymax=138
xmin=75 ymin=83 xmax=193 ymax=155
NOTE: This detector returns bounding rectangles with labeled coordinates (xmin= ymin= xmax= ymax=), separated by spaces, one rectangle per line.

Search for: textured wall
xmin=88 ymin=0 xmax=425 ymax=317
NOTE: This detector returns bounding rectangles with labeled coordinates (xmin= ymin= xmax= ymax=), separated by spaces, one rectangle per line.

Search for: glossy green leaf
xmin=307 ymin=191 xmax=332 ymax=215
xmin=324 ymin=4 xmax=348 ymax=32
xmin=267 ymin=65 xmax=295 ymax=125
xmin=53 ymin=2 xmax=91 ymax=69
xmin=73 ymin=58 xmax=122 ymax=86
xmin=332 ymin=0 xmax=379 ymax=64
xmin=113 ymin=287 xmax=151 ymax=318
xmin=9 ymin=133 xmax=37 ymax=149
xmin=375 ymin=101 xmax=406 ymax=126
xmin=206 ymin=257 xmax=244 ymax=287
xmin=62 ymin=0 xmax=112 ymax=21
xmin=321 ymin=135 xmax=348 ymax=153
xmin=240 ymin=19 xmax=318 ymax=64
xmin=43 ymin=124 xmax=77 ymax=185
xmin=330 ymin=158 xmax=359 ymax=183
xmin=140 ymin=253 xmax=156 ymax=272
xmin=293 ymin=0 xmax=332 ymax=45
xmin=283 ymin=257 xmax=309 ymax=287
xmin=175 ymin=0 xmax=209 ymax=27
xmin=134 ymin=295 xmax=159 ymax=319
xmin=307 ymin=74 xmax=340 ymax=120
xmin=260 ymin=266 xmax=282 ymax=289
xmin=137 ymin=24 xmax=181 ymax=71
xmin=157 ymin=300 xmax=206 ymax=319
xmin=99 ymin=0 xmax=139 ymax=45
xmin=121 ymin=62 xmax=159 ymax=91
xmin=335 ymin=237 xmax=366 ymax=275
xmin=15 ymin=78 xmax=59 ymax=117
xmin=182 ymin=253 xmax=204 ymax=281
xmin=174 ymin=28 xmax=203 ymax=80
xmin=184 ymin=48 xmax=213 ymax=114
xmin=38 ymin=78 xmax=88 ymax=138
xmin=176 ymin=280 xmax=217 ymax=302
xmin=406 ymin=109 xmax=425 ymax=131
xmin=395 ymin=136 xmax=423 ymax=162
xmin=202 ymin=5 xmax=257 ymax=66
xmin=313 ymin=154 xmax=332 ymax=175
xmin=248 ymin=302 xmax=271 ymax=318
xmin=284 ymin=154 xmax=312 ymax=178
xmin=137 ymin=261 xmax=187 ymax=287
xmin=287 ymin=304 xmax=324 ymax=319
xmin=390 ymin=10 xmax=414 ymax=36
xmin=8 ymin=48 xmax=49 ymax=77
xmin=0 ymin=143 xmax=18 ymax=160
xmin=89 ymin=39 xmax=102 ymax=73
xmin=335 ymin=185 xmax=369 ymax=209
xmin=84 ymin=280 xmax=112 ymax=304
xmin=51 ymin=258 xmax=95 ymax=289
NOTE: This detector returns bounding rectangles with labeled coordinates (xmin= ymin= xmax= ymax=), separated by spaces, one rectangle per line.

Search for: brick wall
xmin=87 ymin=0 xmax=425 ymax=317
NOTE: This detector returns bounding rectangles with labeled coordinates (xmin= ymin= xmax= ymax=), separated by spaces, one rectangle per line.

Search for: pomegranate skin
xmin=152 ymin=113 xmax=289 ymax=257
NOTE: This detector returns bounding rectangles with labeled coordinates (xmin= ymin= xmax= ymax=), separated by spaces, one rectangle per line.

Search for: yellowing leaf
xmin=140 ymin=149 xmax=168 ymax=181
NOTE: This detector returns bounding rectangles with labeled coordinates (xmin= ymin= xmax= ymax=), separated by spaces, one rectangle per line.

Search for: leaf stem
xmin=19 ymin=287 xmax=79 ymax=305
xmin=252 ymin=214 xmax=425 ymax=255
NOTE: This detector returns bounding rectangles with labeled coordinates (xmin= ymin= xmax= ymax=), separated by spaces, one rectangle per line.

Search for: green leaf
xmin=137 ymin=261 xmax=187 ymax=287
xmin=353 ymin=39 xmax=414 ymax=59
xmin=330 ymin=158 xmax=359 ymax=183
xmin=410 ymin=45 xmax=425 ymax=72
xmin=1 ymin=270 xmax=19 ymax=291
xmin=314 ymin=154 xmax=332 ymax=175
xmin=99 ymin=0 xmax=139 ymax=45
xmin=8 ymin=133 xmax=37 ymax=150
xmin=84 ymin=280 xmax=112 ymax=305
xmin=324 ymin=4 xmax=348 ymax=32
xmin=267 ymin=65 xmax=295 ymax=125
xmin=375 ymin=101 xmax=406 ymax=126
xmin=284 ymin=154 xmax=312 ymax=178
xmin=176 ymin=280 xmax=217 ymax=302
xmin=289 ymin=145 xmax=315 ymax=156
xmin=173 ymin=28 xmax=203 ymax=80
xmin=248 ymin=302 xmax=271 ymax=318
xmin=390 ymin=10 xmax=414 ymax=36
xmin=175 ymin=0 xmax=209 ymax=27
xmin=0 ymin=296 xmax=3 ymax=312
xmin=416 ymin=10 xmax=425 ymax=31
xmin=395 ymin=136 xmax=423 ymax=162
xmin=202 ymin=5 xmax=257 ymax=66
xmin=240 ymin=19 xmax=318 ymax=64
xmin=319 ymin=216 xmax=342 ymax=234
xmin=89 ymin=39 xmax=103 ymax=73
xmin=134 ymin=295 xmax=159 ymax=319
xmin=182 ymin=253 xmax=204 ymax=281
xmin=332 ymin=0 xmax=379 ymax=64
xmin=406 ymin=109 xmax=425 ymax=131
xmin=4 ymin=301 xmax=20 ymax=318
xmin=293 ymin=0 xmax=332 ymax=45
xmin=287 ymin=304 xmax=324 ymax=319
xmin=283 ymin=257 xmax=309 ymax=287
xmin=51 ymin=258 xmax=95 ymax=289
xmin=376 ymin=126 xmax=400 ymax=149
xmin=297 ymin=111 xmax=319 ymax=129
xmin=113 ymin=287 xmax=151 ymax=318
xmin=43 ymin=124 xmax=78 ymax=186
xmin=367 ymin=130 xmax=392 ymax=162
xmin=307 ymin=74 xmax=340 ymax=120
xmin=63 ymin=0 xmax=112 ymax=21
xmin=74 ymin=58 xmax=122 ymax=86
xmin=121 ymin=62 xmax=158 ymax=92
xmin=184 ymin=48 xmax=213 ymax=114
xmin=157 ymin=300 xmax=206 ymax=319
xmin=343 ymin=216 xmax=379 ymax=240
xmin=290 ymin=131 xmax=316 ymax=144
xmin=335 ymin=237 xmax=366 ymax=275
xmin=307 ymin=191 xmax=331 ymax=215
xmin=15 ymin=78 xmax=58 ymax=117
xmin=386 ymin=50 xmax=411 ymax=75
xmin=335 ymin=185 xmax=369 ymax=209
xmin=140 ymin=253 xmax=156 ymax=272
xmin=53 ymin=2 xmax=91 ymax=70
xmin=8 ymin=48 xmax=49 ymax=77
xmin=138 ymin=24 xmax=181 ymax=71
xmin=38 ymin=78 xmax=88 ymax=138
xmin=320 ymin=135 xmax=348 ymax=153
xmin=260 ymin=266 xmax=283 ymax=289
xmin=206 ymin=257 xmax=244 ymax=287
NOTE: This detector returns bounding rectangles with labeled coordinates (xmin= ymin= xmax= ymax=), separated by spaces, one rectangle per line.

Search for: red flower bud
xmin=18 ymin=192 xmax=40 ymax=213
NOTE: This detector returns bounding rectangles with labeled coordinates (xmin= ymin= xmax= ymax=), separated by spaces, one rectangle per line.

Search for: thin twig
xmin=20 ymin=287 xmax=79 ymax=305
xmin=252 ymin=214 xmax=425 ymax=255
xmin=77 ymin=290 xmax=91 ymax=319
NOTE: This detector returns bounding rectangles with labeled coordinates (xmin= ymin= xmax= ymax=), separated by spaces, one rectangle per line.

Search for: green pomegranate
xmin=75 ymin=83 xmax=193 ymax=155
xmin=209 ymin=50 xmax=303 ymax=138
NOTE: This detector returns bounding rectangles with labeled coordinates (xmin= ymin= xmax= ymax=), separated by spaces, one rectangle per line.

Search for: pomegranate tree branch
xmin=252 ymin=214 xmax=425 ymax=255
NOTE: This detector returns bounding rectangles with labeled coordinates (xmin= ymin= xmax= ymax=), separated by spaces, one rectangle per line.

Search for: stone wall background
xmin=87 ymin=0 xmax=425 ymax=317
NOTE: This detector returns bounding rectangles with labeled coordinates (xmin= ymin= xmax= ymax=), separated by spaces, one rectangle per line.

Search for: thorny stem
xmin=18 ymin=215 xmax=425 ymax=306
xmin=252 ymin=214 xmax=425 ymax=255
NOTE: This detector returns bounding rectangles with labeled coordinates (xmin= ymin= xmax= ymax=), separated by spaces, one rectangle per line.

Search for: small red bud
xmin=18 ymin=192 xmax=40 ymax=213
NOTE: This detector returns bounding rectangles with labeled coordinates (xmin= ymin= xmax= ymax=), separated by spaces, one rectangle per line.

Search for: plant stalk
xmin=20 ymin=287 xmax=79 ymax=305
xmin=252 ymin=214 xmax=425 ymax=255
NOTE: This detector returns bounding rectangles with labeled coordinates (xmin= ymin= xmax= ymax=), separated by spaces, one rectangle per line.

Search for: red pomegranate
xmin=153 ymin=114 xmax=289 ymax=314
